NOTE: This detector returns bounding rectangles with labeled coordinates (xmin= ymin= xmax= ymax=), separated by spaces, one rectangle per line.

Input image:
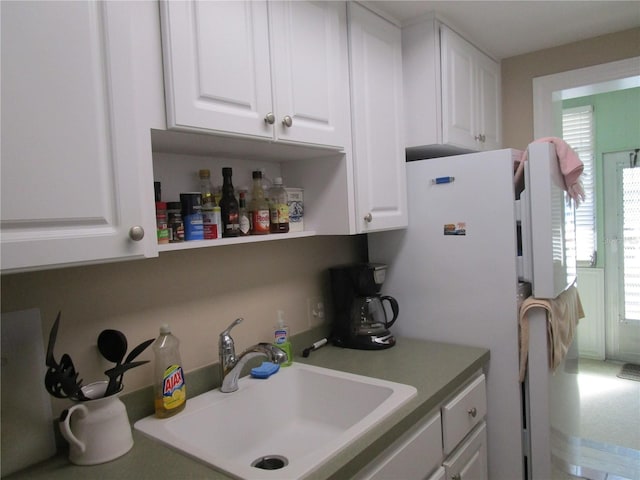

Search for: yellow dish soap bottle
xmin=274 ymin=310 xmax=292 ymax=367
xmin=153 ymin=324 xmax=187 ymax=418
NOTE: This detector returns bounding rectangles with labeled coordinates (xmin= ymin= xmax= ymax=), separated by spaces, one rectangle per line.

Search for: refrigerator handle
xmin=519 ymin=186 xmax=534 ymax=284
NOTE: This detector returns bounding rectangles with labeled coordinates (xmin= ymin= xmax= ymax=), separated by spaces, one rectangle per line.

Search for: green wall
xmin=563 ymin=87 xmax=640 ymax=267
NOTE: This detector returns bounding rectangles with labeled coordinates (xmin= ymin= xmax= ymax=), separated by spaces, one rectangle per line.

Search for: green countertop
xmin=7 ymin=337 xmax=489 ymax=480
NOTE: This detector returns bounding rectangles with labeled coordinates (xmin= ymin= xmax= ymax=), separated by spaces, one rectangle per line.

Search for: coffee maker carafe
xmin=329 ymin=263 xmax=399 ymax=349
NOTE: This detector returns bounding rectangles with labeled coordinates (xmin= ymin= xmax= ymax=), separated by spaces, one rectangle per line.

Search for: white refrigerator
xmin=368 ymin=143 xmax=578 ymax=480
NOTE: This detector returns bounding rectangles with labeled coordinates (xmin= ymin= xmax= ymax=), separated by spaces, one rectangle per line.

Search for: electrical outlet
xmin=307 ymin=297 xmax=325 ymax=327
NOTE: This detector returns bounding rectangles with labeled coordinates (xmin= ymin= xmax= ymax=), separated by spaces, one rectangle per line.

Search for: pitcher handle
xmin=381 ymin=295 xmax=399 ymax=328
xmin=59 ymin=404 xmax=88 ymax=454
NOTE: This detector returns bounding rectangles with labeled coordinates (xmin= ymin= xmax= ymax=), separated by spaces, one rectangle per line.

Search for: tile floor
xmin=551 ymin=359 xmax=640 ymax=480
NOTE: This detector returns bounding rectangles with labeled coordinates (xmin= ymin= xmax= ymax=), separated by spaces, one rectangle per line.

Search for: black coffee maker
xmin=329 ymin=263 xmax=399 ymax=350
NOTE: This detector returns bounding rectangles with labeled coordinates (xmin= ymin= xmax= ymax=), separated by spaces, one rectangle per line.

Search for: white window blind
xmin=562 ymin=105 xmax=596 ymax=266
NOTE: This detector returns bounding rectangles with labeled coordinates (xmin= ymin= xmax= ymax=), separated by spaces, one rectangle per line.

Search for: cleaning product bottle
xmin=273 ymin=310 xmax=293 ymax=367
xmin=153 ymin=324 xmax=187 ymax=418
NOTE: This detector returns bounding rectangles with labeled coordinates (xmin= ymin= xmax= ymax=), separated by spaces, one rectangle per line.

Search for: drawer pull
xmin=452 ymin=475 xmax=461 ymax=480
xmin=467 ymin=407 xmax=477 ymax=418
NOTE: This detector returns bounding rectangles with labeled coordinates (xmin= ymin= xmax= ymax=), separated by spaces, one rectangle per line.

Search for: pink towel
xmin=514 ymin=137 xmax=585 ymax=205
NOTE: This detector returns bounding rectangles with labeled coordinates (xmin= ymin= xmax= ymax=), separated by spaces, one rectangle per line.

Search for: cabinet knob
xmin=264 ymin=112 xmax=275 ymax=125
xmin=129 ymin=226 xmax=145 ymax=241
xmin=468 ymin=406 xmax=477 ymax=418
xmin=474 ymin=134 xmax=482 ymax=142
xmin=282 ymin=115 xmax=293 ymax=127
xmin=451 ymin=475 xmax=461 ymax=480
xmin=364 ymin=213 xmax=373 ymax=223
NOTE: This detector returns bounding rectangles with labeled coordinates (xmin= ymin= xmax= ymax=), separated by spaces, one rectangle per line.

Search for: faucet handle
xmin=219 ymin=318 xmax=243 ymax=378
xmin=221 ymin=317 xmax=243 ymax=337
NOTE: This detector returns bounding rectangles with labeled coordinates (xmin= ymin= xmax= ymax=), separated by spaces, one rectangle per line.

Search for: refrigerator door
xmin=521 ymin=142 xmax=577 ymax=298
xmin=368 ymin=148 xmax=526 ymax=480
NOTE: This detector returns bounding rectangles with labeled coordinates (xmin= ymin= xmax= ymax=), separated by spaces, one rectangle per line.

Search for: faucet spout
xmin=220 ymin=343 xmax=288 ymax=393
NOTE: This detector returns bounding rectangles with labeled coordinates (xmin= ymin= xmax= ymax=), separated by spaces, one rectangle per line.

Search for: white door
xmin=1 ymin=1 xmax=156 ymax=272
xmin=348 ymin=2 xmax=407 ymax=232
xmin=160 ymin=0 xmax=274 ymax=138
xmin=269 ymin=0 xmax=351 ymax=148
xmin=603 ymin=149 xmax=640 ymax=363
xmin=440 ymin=26 xmax=476 ymax=150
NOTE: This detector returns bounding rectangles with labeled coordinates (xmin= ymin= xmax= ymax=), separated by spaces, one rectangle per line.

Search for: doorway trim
xmin=533 ymin=56 xmax=640 ymax=138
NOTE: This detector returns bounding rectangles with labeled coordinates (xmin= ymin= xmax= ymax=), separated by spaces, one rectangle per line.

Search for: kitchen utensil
xmin=45 ymin=311 xmax=61 ymax=369
xmin=104 ymin=360 xmax=149 ymax=393
xmin=97 ymin=330 xmax=127 ymax=396
xmin=59 ymin=354 xmax=88 ymax=401
xmin=59 ymin=381 xmax=133 ymax=465
xmin=117 ymin=338 xmax=154 ymax=386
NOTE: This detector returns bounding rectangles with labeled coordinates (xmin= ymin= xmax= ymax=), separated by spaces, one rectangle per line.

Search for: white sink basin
xmin=135 ymin=362 xmax=416 ymax=479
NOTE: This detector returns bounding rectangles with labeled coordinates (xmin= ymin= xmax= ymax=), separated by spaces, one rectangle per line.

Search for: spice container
xmin=180 ymin=193 xmax=204 ymax=241
xmin=167 ymin=202 xmax=184 ymax=243
xmin=156 ymin=202 xmax=169 ymax=244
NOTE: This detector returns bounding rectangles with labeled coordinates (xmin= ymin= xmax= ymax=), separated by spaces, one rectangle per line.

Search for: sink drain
xmin=251 ymin=455 xmax=289 ymax=470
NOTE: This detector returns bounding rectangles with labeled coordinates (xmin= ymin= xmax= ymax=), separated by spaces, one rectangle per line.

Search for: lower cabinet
xmin=355 ymin=413 xmax=443 ymax=480
xmin=356 ymin=372 xmax=488 ymax=480
xmin=443 ymin=422 xmax=488 ymax=480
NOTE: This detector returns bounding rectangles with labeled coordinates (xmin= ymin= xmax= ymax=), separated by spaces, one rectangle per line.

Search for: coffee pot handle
xmin=381 ymin=296 xmax=399 ymax=328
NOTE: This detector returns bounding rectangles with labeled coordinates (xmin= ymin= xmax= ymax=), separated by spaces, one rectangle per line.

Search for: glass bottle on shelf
xmin=219 ymin=167 xmax=239 ymax=237
xmin=238 ymin=190 xmax=250 ymax=236
xmin=269 ymin=177 xmax=289 ymax=233
xmin=199 ymin=169 xmax=218 ymax=239
xmin=249 ymin=170 xmax=270 ymax=235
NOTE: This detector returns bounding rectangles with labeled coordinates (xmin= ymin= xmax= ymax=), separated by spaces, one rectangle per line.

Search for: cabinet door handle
xmin=129 ymin=226 xmax=145 ymax=241
xmin=264 ymin=112 xmax=275 ymax=125
xmin=282 ymin=115 xmax=293 ymax=127
xmin=468 ymin=406 xmax=477 ymax=418
xmin=364 ymin=213 xmax=373 ymax=223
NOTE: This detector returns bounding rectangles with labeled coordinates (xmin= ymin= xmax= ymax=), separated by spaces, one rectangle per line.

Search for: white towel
xmin=518 ymin=283 xmax=585 ymax=382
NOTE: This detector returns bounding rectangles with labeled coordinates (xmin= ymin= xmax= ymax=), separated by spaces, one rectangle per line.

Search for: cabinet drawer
xmin=443 ymin=421 xmax=488 ymax=480
xmin=442 ymin=374 xmax=486 ymax=454
xmin=356 ymin=413 xmax=443 ymax=480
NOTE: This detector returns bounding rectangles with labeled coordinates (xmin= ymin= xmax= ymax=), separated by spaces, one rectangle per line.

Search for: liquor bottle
xmin=238 ymin=191 xmax=250 ymax=236
xmin=219 ymin=167 xmax=239 ymax=237
xmin=249 ymin=171 xmax=270 ymax=235
xmin=269 ymin=177 xmax=289 ymax=233
xmin=199 ymin=169 xmax=218 ymax=239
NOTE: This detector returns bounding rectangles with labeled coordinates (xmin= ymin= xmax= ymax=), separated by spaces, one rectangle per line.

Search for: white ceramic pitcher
xmin=59 ymin=381 xmax=133 ymax=465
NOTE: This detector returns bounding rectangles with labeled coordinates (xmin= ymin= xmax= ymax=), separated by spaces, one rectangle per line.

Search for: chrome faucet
xmin=218 ymin=318 xmax=288 ymax=393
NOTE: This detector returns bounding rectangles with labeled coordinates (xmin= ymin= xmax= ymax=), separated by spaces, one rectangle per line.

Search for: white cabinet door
xmin=354 ymin=413 xmax=443 ymax=480
xmin=160 ymin=0 xmax=350 ymax=149
xmin=160 ymin=1 xmax=273 ymax=139
xmin=476 ymin=52 xmax=501 ymax=150
xmin=1 ymin=1 xmax=157 ymax=273
xmin=269 ymin=1 xmax=351 ymax=148
xmin=443 ymin=422 xmax=488 ymax=480
xmin=440 ymin=26 xmax=500 ymax=151
xmin=348 ymin=3 xmax=408 ymax=233
xmin=441 ymin=26 xmax=476 ymax=149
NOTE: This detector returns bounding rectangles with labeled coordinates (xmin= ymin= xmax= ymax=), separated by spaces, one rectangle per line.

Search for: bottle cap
xmin=274 ymin=177 xmax=283 ymax=185
xmin=252 ymin=171 xmax=262 ymax=179
xmin=199 ymin=169 xmax=210 ymax=178
xmin=160 ymin=324 xmax=171 ymax=335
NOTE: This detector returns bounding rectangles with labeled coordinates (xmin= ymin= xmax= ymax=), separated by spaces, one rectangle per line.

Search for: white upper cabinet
xmin=0 ymin=1 xmax=160 ymax=273
xmin=403 ymin=18 xmax=501 ymax=153
xmin=348 ymin=3 xmax=407 ymax=232
xmin=160 ymin=0 xmax=351 ymax=149
xmin=440 ymin=26 xmax=501 ymax=151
